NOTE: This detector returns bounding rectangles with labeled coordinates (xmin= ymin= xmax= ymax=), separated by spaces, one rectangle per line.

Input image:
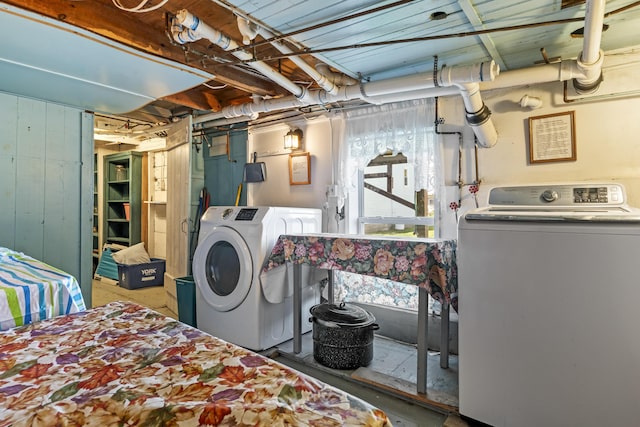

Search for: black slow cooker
xmin=309 ymin=302 xmax=379 ymax=369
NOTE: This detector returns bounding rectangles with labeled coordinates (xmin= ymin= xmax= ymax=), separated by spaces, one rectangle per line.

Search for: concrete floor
xmin=92 ymin=277 xmax=176 ymax=319
xmin=91 ymin=278 xmax=469 ymax=427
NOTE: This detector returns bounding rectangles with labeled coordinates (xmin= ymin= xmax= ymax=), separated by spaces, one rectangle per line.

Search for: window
xmin=358 ymin=152 xmax=436 ymax=238
xmin=336 ymin=99 xmax=441 ymax=313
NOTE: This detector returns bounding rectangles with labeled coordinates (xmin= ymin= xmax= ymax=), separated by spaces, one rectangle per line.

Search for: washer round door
xmin=193 ymin=226 xmax=253 ymax=312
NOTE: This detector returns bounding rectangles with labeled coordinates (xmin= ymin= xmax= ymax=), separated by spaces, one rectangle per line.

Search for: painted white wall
xmin=247 ymin=118 xmax=335 ymax=212
xmin=245 ymin=60 xmax=640 ymax=239
xmin=437 ymin=72 xmax=640 ymax=237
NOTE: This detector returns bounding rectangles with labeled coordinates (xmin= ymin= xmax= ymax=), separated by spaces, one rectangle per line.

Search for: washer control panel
xmin=488 ymin=183 xmax=626 ymax=207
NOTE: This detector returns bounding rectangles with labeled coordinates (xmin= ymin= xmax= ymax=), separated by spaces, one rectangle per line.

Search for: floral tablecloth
xmin=0 ymin=247 xmax=86 ymax=330
xmin=261 ymin=234 xmax=458 ymax=312
xmin=0 ymin=301 xmax=391 ymax=427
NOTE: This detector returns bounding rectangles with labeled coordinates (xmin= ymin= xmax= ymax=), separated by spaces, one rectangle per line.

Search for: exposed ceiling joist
xmin=458 ymin=0 xmax=507 ymax=70
xmin=2 ymin=0 xmax=284 ymax=107
xmin=3 ymin=0 xmax=640 ymax=129
xmin=162 ymin=88 xmax=222 ymax=111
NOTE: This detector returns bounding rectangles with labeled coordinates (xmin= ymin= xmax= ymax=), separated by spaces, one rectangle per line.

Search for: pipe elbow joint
xmin=171 ymin=27 xmax=200 ymax=44
xmin=573 ymin=49 xmax=604 ymax=94
xmin=296 ymin=86 xmax=311 ymax=103
xmin=439 ymin=61 xmax=500 ymax=86
xmin=176 ymin=9 xmax=199 ymax=30
xmin=466 ymin=104 xmax=492 ymax=126
xmin=237 ymin=16 xmax=259 ymax=45
xmin=466 ymin=104 xmax=498 ymax=148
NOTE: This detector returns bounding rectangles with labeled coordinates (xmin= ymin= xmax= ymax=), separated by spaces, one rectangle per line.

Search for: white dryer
xmin=193 ymin=206 xmax=322 ymax=351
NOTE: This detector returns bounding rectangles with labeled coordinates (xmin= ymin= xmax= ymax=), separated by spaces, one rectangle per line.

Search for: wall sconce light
xmin=284 ymin=128 xmax=303 ymax=150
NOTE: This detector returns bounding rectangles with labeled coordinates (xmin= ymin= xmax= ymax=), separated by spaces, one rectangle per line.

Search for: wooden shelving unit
xmin=92 ymin=153 xmax=99 ymax=271
xmin=103 ymin=151 xmax=142 ymax=247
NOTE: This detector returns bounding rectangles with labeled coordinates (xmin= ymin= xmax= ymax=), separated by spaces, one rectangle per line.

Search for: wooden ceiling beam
xmin=162 ymin=89 xmax=222 ymax=112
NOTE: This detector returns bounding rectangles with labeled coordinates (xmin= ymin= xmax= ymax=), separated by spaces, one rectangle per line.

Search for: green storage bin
xmin=176 ymin=276 xmax=197 ymax=327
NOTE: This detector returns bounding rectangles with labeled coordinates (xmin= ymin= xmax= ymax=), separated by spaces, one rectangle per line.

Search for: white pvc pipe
xmin=207 ymin=63 xmax=501 ymax=146
xmin=574 ymin=0 xmax=606 ymax=93
xmin=257 ymin=27 xmax=342 ymax=96
xmin=457 ymin=83 xmax=497 ymax=148
xmin=582 ymin=0 xmax=606 ymax=65
xmin=366 ymin=86 xmax=459 ymax=104
xmin=479 ymin=62 xmax=582 ymax=90
xmin=237 ymin=16 xmax=258 ymax=45
xmin=439 ymin=61 xmax=500 ymax=86
xmin=443 ymin=63 xmax=499 ymax=148
xmin=174 ymin=10 xmax=305 ymax=99
xmin=520 ymin=95 xmax=543 ymax=109
xmin=174 ymin=9 xmax=500 ymax=147
xmin=193 ymin=112 xmax=242 ymax=125
xmin=315 ymin=63 xmax=359 ymax=87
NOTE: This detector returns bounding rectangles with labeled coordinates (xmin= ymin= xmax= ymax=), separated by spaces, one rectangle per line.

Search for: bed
xmin=0 ymin=301 xmax=392 ymax=426
xmin=0 ymin=247 xmax=86 ymax=330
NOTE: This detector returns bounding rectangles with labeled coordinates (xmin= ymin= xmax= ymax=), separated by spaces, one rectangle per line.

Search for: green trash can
xmin=176 ymin=276 xmax=197 ymax=327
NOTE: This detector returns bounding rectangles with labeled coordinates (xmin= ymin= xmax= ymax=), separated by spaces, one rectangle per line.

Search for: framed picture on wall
xmin=528 ymin=111 xmax=576 ymax=163
xmin=289 ymin=152 xmax=311 ymax=185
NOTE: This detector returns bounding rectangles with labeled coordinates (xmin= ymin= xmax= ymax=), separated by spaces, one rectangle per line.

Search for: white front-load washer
xmin=193 ymin=206 xmax=322 ymax=351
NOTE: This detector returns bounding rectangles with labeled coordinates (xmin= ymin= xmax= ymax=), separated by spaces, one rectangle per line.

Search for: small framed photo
xmin=289 ymin=152 xmax=311 ymax=185
xmin=528 ymin=111 xmax=576 ymax=164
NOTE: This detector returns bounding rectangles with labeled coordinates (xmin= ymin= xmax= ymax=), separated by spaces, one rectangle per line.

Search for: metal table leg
xmin=417 ymin=287 xmax=429 ymax=394
xmin=293 ymin=263 xmax=302 ymax=354
xmin=440 ymin=301 xmax=450 ymax=369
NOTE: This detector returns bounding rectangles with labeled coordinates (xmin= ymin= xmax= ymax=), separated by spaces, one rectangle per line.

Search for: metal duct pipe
xmin=172 ymin=10 xmax=307 ymax=100
xmin=573 ymin=0 xmax=606 ymax=93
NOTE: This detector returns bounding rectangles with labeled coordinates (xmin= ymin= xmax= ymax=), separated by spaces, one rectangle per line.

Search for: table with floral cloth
xmin=0 ymin=301 xmax=392 ymax=426
xmin=260 ymin=234 xmax=457 ymax=395
xmin=0 ymin=247 xmax=86 ymax=330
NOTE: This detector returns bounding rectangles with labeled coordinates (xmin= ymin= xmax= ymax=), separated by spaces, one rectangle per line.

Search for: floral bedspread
xmin=0 ymin=301 xmax=391 ymax=427
xmin=262 ymin=234 xmax=458 ymax=312
xmin=0 ymin=247 xmax=86 ymax=330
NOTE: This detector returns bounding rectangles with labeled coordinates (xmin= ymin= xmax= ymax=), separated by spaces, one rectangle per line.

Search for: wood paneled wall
xmin=0 ymin=93 xmax=93 ymax=304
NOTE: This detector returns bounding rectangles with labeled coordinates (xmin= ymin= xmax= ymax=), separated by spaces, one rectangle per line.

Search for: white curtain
xmin=339 ymin=98 xmax=440 ymax=194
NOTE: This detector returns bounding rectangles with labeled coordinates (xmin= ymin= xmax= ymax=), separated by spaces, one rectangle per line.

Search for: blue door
xmin=204 ymin=128 xmax=247 ymax=206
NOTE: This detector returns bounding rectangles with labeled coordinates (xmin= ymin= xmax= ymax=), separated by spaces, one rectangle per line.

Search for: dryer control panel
xmin=220 ymin=207 xmax=258 ymax=221
xmin=235 ymin=208 xmax=258 ymax=221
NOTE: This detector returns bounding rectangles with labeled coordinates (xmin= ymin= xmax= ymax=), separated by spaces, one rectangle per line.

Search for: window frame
xmin=356 ymin=163 xmax=439 ymax=238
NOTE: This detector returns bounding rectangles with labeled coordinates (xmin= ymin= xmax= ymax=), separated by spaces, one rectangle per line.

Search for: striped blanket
xmin=0 ymin=247 xmax=86 ymax=330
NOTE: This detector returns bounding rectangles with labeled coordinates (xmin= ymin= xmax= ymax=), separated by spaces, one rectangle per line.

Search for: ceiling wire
xmin=112 ymin=0 xmax=169 ymax=13
xmin=229 ymin=0 xmax=640 ymax=63
xmin=228 ymin=0 xmax=417 ymax=53
xmin=203 ymin=82 xmax=228 ymax=90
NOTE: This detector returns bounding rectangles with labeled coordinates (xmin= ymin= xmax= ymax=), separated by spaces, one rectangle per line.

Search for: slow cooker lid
xmin=311 ymin=302 xmax=375 ymax=327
